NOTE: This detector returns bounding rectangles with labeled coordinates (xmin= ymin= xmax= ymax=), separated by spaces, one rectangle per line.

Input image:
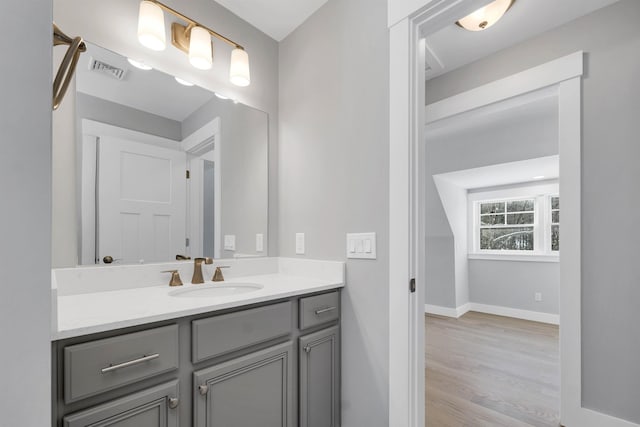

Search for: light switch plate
xmin=224 ymin=235 xmax=236 ymax=251
xmin=295 ymin=233 xmax=305 ymax=255
xmin=346 ymin=232 xmax=376 ymax=259
xmin=256 ymin=234 xmax=264 ymax=252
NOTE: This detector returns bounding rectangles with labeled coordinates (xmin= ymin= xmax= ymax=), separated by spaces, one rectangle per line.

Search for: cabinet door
xmin=299 ymin=326 xmax=340 ymax=427
xmin=194 ymin=341 xmax=294 ymax=427
xmin=63 ymin=381 xmax=179 ymax=427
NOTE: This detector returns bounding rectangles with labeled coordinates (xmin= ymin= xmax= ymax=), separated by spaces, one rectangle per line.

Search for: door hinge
xmin=410 ymin=278 xmax=416 ymax=293
xmin=186 ymin=170 xmax=190 ymax=179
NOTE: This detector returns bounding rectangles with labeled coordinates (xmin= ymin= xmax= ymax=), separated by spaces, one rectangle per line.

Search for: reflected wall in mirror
xmin=75 ymin=42 xmax=268 ymax=265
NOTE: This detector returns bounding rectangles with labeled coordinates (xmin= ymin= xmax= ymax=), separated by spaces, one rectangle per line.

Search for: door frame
xmin=388 ymin=2 xmax=635 ymax=426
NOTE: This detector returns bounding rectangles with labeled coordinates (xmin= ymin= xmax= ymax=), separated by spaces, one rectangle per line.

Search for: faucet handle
xmin=212 ymin=266 xmax=230 ymax=282
xmin=162 ymin=270 xmax=183 ymax=287
xmin=194 ymin=257 xmax=213 ymax=265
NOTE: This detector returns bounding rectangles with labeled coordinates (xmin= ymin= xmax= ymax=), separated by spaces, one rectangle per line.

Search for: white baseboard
xmin=425 ymin=302 xmax=559 ymax=325
xmin=424 ymin=303 xmax=470 ymax=318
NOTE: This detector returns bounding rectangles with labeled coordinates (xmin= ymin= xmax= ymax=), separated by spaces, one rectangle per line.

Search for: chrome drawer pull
xmin=101 ymin=353 xmax=160 ymax=374
xmin=314 ymin=306 xmax=337 ymax=315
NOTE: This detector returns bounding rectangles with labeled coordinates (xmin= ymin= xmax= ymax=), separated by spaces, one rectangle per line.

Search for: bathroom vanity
xmin=51 ymin=258 xmax=344 ymax=427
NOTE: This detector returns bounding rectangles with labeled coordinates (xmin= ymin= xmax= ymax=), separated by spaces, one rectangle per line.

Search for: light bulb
xmin=137 ymin=1 xmax=166 ymax=51
xmin=229 ymin=48 xmax=250 ymax=87
xmin=189 ymin=26 xmax=213 ymax=70
xmin=456 ymin=0 xmax=514 ymax=31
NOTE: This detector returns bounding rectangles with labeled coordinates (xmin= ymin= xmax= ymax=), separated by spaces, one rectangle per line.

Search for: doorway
xmin=423 ymin=86 xmax=563 ymax=425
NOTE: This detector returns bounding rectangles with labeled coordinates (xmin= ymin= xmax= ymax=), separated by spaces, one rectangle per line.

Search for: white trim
xmin=468 ymin=253 xmax=559 ymax=263
xmin=468 ymin=303 xmax=559 ymax=325
xmin=425 ymin=51 xmax=584 ymax=124
xmin=424 ymin=303 xmax=469 ymax=318
xmin=425 ymin=302 xmax=559 ymax=324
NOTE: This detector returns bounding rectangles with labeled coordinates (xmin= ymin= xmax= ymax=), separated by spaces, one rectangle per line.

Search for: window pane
xmin=480 ymin=227 xmax=534 ymax=250
xmin=552 ymin=210 xmax=559 ymax=224
xmin=507 ymin=199 xmax=534 ymax=212
xmin=551 ymin=225 xmax=560 ymax=251
xmin=506 ymin=212 xmax=534 ymax=225
xmin=481 ymin=202 xmax=504 ymax=214
xmin=551 ymin=197 xmax=560 ymax=210
xmin=480 ymin=214 xmax=505 ymax=225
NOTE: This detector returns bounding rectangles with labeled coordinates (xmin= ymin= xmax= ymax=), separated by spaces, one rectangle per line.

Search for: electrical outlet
xmin=535 ymin=292 xmax=542 ymax=302
xmin=256 ymin=234 xmax=264 ymax=252
xmin=295 ymin=233 xmax=305 ymax=255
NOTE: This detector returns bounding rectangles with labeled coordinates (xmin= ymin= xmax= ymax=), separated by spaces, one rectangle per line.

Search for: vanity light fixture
xmin=456 ymin=0 xmax=515 ymax=31
xmin=137 ymin=0 xmax=250 ymax=86
xmin=174 ymin=76 xmax=194 ymax=86
xmin=127 ymin=58 xmax=153 ymax=70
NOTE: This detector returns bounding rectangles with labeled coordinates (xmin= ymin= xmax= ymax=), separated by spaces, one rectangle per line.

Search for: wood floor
xmin=425 ymin=312 xmax=560 ymax=427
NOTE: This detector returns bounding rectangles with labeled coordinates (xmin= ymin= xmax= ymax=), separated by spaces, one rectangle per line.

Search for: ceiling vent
xmin=88 ymin=57 xmax=126 ymax=80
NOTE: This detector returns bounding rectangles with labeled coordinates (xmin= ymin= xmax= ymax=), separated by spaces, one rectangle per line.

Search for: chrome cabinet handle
xmin=315 ymin=306 xmax=337 ymax=315
xmin=168 ymin=397 xmax=179 ymax=409
xmin=198 ymin=384 xmax=209 ymax=395
xmin=101 ymin=353 xmax=160 ymax=374
xmin=303 ymin=345 xmax=311 ymax=353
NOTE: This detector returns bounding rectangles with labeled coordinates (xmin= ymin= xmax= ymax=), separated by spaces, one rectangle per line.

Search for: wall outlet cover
xmin=224 ymin=235 xmax=236 ymax=251
xmin=256 ymin=234 xmax=264 ymax=252
xmin=295 ymin=233 xmax=305 ymax=255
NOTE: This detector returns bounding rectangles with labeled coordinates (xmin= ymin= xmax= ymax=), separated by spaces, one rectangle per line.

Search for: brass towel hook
xmin=52 ymin=23 xmax=86 ymax=111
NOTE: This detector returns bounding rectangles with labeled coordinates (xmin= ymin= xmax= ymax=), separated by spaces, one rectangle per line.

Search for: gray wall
xmin=425 ymin=109 xmax=558 ymax=308
xmin=54 ymin=0 xmax=280 ymax=257
xmin=278 ymin=0 xmax=390 ymax=425
xmin=0 ymin=0 xmax=52 ymax=424
xmin=183 ymin=98 xmax=269 ymax=258
xmin=425 ymin=0 xmax=640 ymax=422
xmin=469 ymin=260 xmax=559 ymax=314
xmin=77 ymin=93 xmax=182 ymax=141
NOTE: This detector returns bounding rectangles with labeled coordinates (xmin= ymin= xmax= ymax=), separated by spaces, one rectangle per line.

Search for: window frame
xmin=468 ymin=183 xmax=559 ymax=261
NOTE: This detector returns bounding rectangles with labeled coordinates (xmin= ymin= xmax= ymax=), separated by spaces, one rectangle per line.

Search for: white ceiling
xmin=434 ymin=155 xmax=559 ymax=190
xmin=76 ymin=43 xmax=216 ymax=122
xmin=213 ymin=0 xmax=329 ymax=41
xmin=425 ymin=0 xmax=621 ymax=79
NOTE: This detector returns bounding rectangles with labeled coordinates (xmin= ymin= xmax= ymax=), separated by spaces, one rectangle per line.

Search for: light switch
xmin=224 ymin=235 xmax=236 ymax=251
xmin=296 ymin=233 xmax=305 ymax=255
xmin=346 ymin=232 xmax=376 ymax=259
xmin=256 ymin=234 xmax=264 ymax=252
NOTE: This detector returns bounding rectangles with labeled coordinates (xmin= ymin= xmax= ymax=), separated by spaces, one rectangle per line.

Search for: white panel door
xmin=98 ymin=136 xmax=186 ymax=264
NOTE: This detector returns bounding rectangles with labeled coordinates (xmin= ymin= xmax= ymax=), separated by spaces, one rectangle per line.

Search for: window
xmin=469 ymin=185 xmax=560 ymax=259
xmin=479 ymin=199 xmax=535 ymax=250
xmin=551 ymin=196 xmax=559 ymax=251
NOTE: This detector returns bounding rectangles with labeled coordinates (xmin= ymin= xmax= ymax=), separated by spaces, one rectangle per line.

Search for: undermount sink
xmin=169 ymin=283 xmax=263 ymax=298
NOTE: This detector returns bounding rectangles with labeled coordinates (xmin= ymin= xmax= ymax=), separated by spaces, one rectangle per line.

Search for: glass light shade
xmin=456 ymin=0 xmax=514 ymax=31
xmin=189 ymin=26 xmax=213 ymax=70
xmin=138 ymin=1 xmax=166 ymax=51
xmin=229 ymin=48 xmax=250 ymax=87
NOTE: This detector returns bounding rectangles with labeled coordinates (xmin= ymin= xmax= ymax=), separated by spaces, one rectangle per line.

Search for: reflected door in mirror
xmin=98 ymin=136 xmax=186 ymax=264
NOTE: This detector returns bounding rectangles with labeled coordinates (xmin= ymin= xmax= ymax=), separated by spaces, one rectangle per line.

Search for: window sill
xmin=468 ymin=253 xmax=559 ymax=263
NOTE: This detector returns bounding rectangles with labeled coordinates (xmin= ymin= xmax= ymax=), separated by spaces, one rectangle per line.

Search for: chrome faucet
xmin=192 ymin=257 xmax=213 ymax=284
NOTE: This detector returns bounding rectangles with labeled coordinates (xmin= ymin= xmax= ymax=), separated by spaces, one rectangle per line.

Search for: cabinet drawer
xmin=64 ymin=325 xmax=179 ymax=403
xmin=299 ymin=291 xmax=340 ymax=330
xmin=192 ymin=301 xmax=292 ymax=363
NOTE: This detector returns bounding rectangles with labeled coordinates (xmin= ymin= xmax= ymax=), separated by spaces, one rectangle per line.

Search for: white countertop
xmin=53 ymin=258 xmax=345 ymax=340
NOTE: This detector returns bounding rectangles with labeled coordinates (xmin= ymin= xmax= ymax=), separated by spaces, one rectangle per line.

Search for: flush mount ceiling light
xmin=137 ymin=0 xmax=250 ymax=86
xmin=127 ymin=58 xmax=153 ymax=70
xmin=174 ymin=76 xmax=194 ymax=86
xmin=456 ymin=0 xmax=515 ymax=31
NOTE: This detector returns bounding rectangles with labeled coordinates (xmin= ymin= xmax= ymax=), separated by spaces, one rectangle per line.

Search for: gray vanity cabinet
xmin=193 ymin=341 xmax=294 ymax=427
xmin=62 ymin=380 xmax=179 ymax=427
xmin=299 ymin=326 xmax=341 ymax=427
